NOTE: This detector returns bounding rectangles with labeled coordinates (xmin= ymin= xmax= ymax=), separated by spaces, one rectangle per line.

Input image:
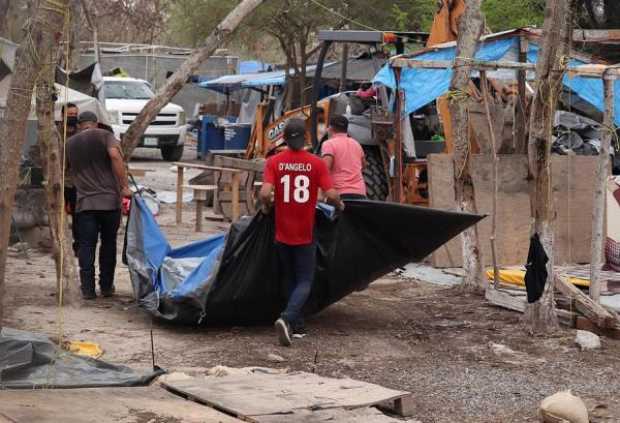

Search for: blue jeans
xmin=277 ymin=242 xmax=316 ymax=329
xmin=77 ymin=210 xmax=121 ymax=293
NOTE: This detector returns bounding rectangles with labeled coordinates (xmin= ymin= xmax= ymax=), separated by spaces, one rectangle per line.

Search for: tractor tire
xmin=161 ymin=144 xmax=184 ymax=161
xmin=362 ymin=146 xmax=389 ymax=201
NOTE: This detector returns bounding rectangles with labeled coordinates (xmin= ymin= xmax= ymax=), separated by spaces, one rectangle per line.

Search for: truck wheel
xmin=161 ymin=145 xmax=184 ymax=161
xmin=363 ymin=146 xmax=389 ymax=201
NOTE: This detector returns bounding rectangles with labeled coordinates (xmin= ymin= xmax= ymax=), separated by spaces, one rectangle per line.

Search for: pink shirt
xmin=321 ymin=133 xmax=366 ymax=196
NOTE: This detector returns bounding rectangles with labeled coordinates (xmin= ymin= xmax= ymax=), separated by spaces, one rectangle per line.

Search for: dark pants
xmin=277 ymin=242 xmax=317 ymax=329
xmin=64 ymin=187 xmax=79 ymax=255
xmin=341 ymin=193 xmax=366 ymax=200
xmin=77 ymin=210 xmax=121 ymax=295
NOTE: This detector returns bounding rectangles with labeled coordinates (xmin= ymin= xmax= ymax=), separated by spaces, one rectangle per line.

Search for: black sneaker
xmin=81 ymin=291 xmax=96 ymax=300
xmin=101 ymin=286 xmax=116 ymax=298
xmin=275 ymin=318 xmax=292 ymax=347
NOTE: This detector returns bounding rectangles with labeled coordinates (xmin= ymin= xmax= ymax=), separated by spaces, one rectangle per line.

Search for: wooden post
xmin=231 ymin=172 xmax=241 ymax=222
xmin=393 ymin=68 xmax=404 ymax=203
xmin=339 ymin=43 xmax=349 ymax=93
xmin=480 ymin=71 xmax=500 ymax=287
xmin=524 ymin=0 xmax=572 ymax=333
xmin=447 ymin=0 xmax=485 ymax=290
xmin=176 ymin=166 xmax=184 ymax=224
xmin=515 ymin=37 xmax=528 ymax=154
xmin=590 ymin=72 xmax=615 ymax=302
xmin=0 ymin=0 xmax=70 ymax=329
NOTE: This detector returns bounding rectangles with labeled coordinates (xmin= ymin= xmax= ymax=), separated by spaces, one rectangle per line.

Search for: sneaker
xmin=81 ymin=291 xmax=96 ymax=300
xmin=101 ymin=286 xmax=116 ymax=298
xmin=292 ymin=326 xmax=307 ymax=339
xmin=275 ymin=318 xmax=292 ymax=347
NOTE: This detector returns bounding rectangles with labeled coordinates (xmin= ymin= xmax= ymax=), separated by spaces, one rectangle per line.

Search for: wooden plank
xmin=429 ymin=154 xmax=599 ymax=267
xmin=0 ymin=387 xmax=244 ymax=423
xmin=176 ymin=165 xmax=184 ymax=224
xmin=258 ymin=407 xmax=405 ymax=423
xmin=160 ymin=372 xmax=410 ymax=420
xmin=485 ymin=286 xmax=527 ymax=312
xmin=174 ymin=161 xmax=245 ymax=174
xmin=213 ymin=155 xmax=265 ymax=173
xmin=231 ymin=172 xmax=241 ymax=222
xmin=428 ymin=154 xmax=460 ymax=268
xmin=555 ymin=275 xmax=620 ymax=329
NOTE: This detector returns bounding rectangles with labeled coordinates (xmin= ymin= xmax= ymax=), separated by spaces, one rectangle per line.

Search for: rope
xmin=56 ymin=0 xmax=71 ymax=348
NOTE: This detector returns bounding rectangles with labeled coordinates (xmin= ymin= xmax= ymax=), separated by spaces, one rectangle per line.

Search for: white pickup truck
xmin=103 ymin=76 xmax=187 ymax=161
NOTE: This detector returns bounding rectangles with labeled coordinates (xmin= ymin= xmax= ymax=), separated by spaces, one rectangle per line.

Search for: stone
xmin=540 ymin=390 xmax=588 ymax=423
xmin=575 ymin=330 xmax=601 ymax=351
xmin=267 ymin=353 xmax=286 ymax=363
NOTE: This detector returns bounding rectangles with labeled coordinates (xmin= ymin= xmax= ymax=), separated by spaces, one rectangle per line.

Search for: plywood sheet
xmin=428 ymin=154 xmax=598 ymax=267
xmin=0 ymin=386 xmax=244 ymax=423
xmin=428 ymin=154 xmax=461 ymax=267
xmin=160 ymin=371 xmax=409 ymax=420
xmin=258 ymin=407 xmax=405 ymax=423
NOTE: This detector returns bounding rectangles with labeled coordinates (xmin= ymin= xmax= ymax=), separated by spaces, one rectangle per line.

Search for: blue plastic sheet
xmin=374 ymin=37 xmax=618 ymax=124
xmin=126 ymin=195 xmax=225 ymax=321
xmin=373 ymin=37 xmax=518 ymax=114
xmin=527 ymin=44 xmax=619 ymax=125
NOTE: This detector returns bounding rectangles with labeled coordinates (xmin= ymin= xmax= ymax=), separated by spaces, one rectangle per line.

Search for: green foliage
xmin=482 ymin=0 xmax=546 ymax=31
xmin=166 ymin=0 xmax=235 ymax=47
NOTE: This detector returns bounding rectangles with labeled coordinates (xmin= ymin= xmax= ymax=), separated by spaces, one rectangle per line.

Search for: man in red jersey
xmin=260 ymin=118 xmax=344 ymax=347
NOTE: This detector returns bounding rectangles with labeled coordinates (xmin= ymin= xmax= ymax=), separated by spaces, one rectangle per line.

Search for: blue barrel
xmin=223 ymin=123 xmax=252 ymax=150
xmin=206 ymin=125 xmax=225 ymax=151
xmin=198 ymin=115 xmax=218 ymax=158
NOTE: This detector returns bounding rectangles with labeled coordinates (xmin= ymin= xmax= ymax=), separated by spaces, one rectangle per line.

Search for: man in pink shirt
xmin=321 ymin=115 xmax=367 ymax=199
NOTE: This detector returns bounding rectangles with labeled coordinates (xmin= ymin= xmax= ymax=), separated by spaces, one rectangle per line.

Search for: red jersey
xmin=264 ymin=149 xmax=333 ymax=245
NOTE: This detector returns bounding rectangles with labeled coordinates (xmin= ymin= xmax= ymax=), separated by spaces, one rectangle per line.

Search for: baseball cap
xmin=283 ymin=118 xmax=306 ymax=144
xmin=78 ymin=111 xmax=98 ymax=124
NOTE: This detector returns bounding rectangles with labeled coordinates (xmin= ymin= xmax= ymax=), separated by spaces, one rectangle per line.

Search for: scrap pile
xmin=486 ymin=266 xmax=620 ymax=337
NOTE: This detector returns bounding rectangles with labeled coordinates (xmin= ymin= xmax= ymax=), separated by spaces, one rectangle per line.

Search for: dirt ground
xmin=4 ymin=146 xmax=620 ymax=423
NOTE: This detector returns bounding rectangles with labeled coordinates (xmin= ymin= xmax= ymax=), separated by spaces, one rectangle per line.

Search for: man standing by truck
xmin=67 ymin=111 xmax=131 ymax=299
xmin=321 ymin=115 xmax=367 ymax=199
xmin=260 ymin=118 xmax=344 ymax=346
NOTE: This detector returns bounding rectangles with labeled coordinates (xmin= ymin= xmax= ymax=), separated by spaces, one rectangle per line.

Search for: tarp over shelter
xmin=126 ymin=195 xmax=483 ymax=325
xmin=199 ymin=64 xmax=334 ymax=93
xmin=373 ymin=28 xmax=619 ymax=125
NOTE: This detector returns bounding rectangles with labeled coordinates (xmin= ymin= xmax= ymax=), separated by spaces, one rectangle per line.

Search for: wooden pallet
xmin=160 ymin=371 xmax=414 ymax=423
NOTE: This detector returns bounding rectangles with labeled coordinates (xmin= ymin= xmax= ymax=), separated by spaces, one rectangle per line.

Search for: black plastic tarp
xmin=126 ymin=197 xmax=484 ymax=325
xmin=0 ymin=328 xmax=163 ymax=389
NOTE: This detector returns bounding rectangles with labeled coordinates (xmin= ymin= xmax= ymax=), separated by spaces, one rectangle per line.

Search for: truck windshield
xmin=104 ymin=81 xmax=155 ymax=100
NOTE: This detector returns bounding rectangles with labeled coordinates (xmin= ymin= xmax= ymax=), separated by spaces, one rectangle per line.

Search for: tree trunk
xmin=121 ymin=0 xmax=265 ymax=159
xmin=0 ymin=0 xmax=10 ymax=39
xmin=447 ymin=0 xmax=485 ymax=290
xmin=299 ymin=37 xmax=307 ymax=107
xmin=36 ymin=51 xmax=79 ymax=306
xmin=0 ymin=0 xmax=69 ymax=329
xmin=68 ymin=0 xmax=81 ymax=71
xmin=524 ymin=0 xmax=572 ymax=333
xmin=589 ymin=73 xmax=615 ymax=302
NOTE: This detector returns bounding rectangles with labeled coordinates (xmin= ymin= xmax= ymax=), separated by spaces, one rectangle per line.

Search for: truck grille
xmin=122 ymin=112 xmax=177 ymax=126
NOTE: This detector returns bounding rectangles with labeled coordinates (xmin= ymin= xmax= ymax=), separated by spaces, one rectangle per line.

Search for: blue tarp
xmin=374 ymin=36 xmax=619 ymax=125
xmin=527 ymin=44 xmax=619 ymax=125
xmin=200 ymin=64 xmax=333 ymax=93
xmin=126 ymin=195 xmax=226 ymax=321
xmin=240 ymin=60 xmax=271 ymax=74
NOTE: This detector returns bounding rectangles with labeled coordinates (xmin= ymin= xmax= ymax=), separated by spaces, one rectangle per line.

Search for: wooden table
xmin=174 ymin=161 xmax=244 ymax=224
xmin=128 ymin=167 xmax=153 ymax=178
